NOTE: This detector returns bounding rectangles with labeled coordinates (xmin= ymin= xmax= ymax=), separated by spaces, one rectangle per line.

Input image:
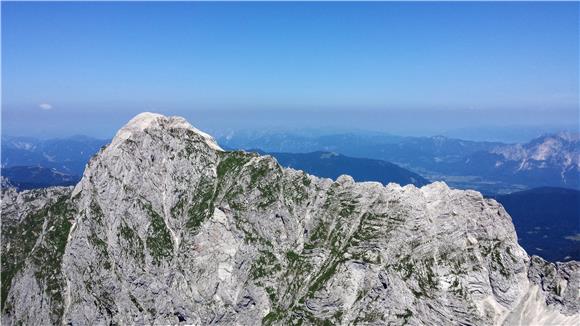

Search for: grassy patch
xmin=186 ymin=180 xmax=215 ymax=230
xmin=118 ymin=223 xmax=145 ymax=263
xmin=307 ymin=259 xmax=340 ymax=296
xmin=250 ymin=251 xmax=281 ymax=279
xmin=142 ymin=202 xmax=173 ymax=264
xmin=217 ymin=151 xmax=253 ymax=179
xmin=262 ymin=307 xmax=286 ymax=325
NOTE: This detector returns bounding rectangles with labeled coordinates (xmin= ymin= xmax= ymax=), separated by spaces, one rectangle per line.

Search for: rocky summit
xmin=1 ymin=113 xmax=578 ymax=325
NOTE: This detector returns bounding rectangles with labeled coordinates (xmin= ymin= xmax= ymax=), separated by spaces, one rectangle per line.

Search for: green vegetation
xmin=390 ymin=255 xmax=438 ymax=298
xmin=299 ymin=189 xmax=365 ymax=300
xmin=287 ymin=307 xmax=336 ymax=326
xmin=256 ymin=183 xmax=280 ymax=209
xmin=392 ymin=255 xmax=415 ymax=280
xmin=282 ymin=250 xmax=313 ymax=303
xmin=307 ymin=260 xmax=340 ymax=296
xmin=118 ymin=223 xmax=145 ymax=263
xmin=129 ymin=293 xmax=144 ymax=312
xmin=262 ymin=307 xmax=287 ymax=325
xmin=481 ymin=239 xmax=510 ymax=277
xmin=309 ymin=220 xmax=329 ymax=244
xmin=280 ymin=173 xmax=311 ymax=209
xmin=217 ymin=151 xmax=253 ymax=179
xmin=249 ymin=162 xmax=270 ymax=185
xmin=302 ymin=175 xmax=312 ymax=187
xmin=186 ymin=179 xmax=216 ymax=230
xmin=234 ymin=216 xmax=273 ymax=246
xmin=1 ymin=206 xmax=46 ymax=309
xmin=491 ymin=249 xmax=510 ymax=277
xmin=451 ymin=277 xmax=467 ymax=297
xmin=88 ymin=233 xmax=108 ymax=256
xmin=217 ymin=151 xmax=285 ymax=210
xmin=142 ymin=201 xmax=173 ymax=264
xmin=250 ymin=251 xmax=281 ymax=279
xmin=396 ymin=309 xmax=413 ymax=325
xmin=249 ymin=159 xmax=282 ymax=209
xmin=286 ymin=251 xmax=301 ymax=263
xmin=170 ymin=195 xmax=187 ymax=219
xmin=1 ymin=195 xmax=74 ymax=324
xmin=265 ymin=286 xmax=277 ymax=303
xmin=415 ymin=257 xmax=438 ymax=297
xmin=90 ymin=199 xmax=105 ymax=224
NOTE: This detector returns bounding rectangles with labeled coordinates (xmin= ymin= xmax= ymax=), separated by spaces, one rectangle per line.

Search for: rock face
xmin=490 ymin=132 xmax=580 ymax=173
xmin=483 ymin=132 xmax=580 ymax=189
xmin=1 ymin=113 xmax=578 ymax=325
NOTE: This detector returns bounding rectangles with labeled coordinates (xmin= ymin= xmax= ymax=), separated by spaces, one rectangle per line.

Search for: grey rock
xmin=2 ymin=113 xmax=578 ymax=325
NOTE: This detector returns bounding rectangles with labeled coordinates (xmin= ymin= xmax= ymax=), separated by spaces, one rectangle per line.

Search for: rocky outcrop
xmin=2 ymin=113 xmax=578 ymax=325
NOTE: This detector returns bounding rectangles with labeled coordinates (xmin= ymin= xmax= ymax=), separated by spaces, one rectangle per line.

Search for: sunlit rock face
xmin=2 ymin=113 xmax=578 ymax=325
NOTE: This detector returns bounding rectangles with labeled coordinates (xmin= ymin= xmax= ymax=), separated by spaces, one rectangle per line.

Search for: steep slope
xmin=2 ymin=113 xmax=578 ymax=325
xmin=1 ymin=185 xmax=75 ymax=324
xmin=261 ymin=151 xmax=429 ymax=187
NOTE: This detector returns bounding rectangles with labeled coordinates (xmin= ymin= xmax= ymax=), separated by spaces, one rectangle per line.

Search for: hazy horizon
xmin=2 ymin=2 xmax=579 ymax=141
xmin=2 ymin=109 xmax=578 ymax=144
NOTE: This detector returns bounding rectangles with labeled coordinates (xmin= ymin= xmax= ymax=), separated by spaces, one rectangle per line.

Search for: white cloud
xmin=39 ymin=103 xmax=53 ymax=110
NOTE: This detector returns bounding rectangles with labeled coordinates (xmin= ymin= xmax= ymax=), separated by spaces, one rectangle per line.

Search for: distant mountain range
xmin=1 ymin=166 xmax=79 ymax=190
xmin=220 ymin=131 xmax=580 ymax=193
xmin=448 ymin=133 xmax=580 ymax=190
xmin=1 ymin=135 xmax=109 ymax=175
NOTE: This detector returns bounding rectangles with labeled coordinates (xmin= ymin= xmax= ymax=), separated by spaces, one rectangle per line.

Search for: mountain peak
xmin=122 ymin=112 xmax=165 ymax=129
xmin=111 ymin=112 xmax=222 ymax=151
xmin=3 ymin=114 xmax=579 ymax=325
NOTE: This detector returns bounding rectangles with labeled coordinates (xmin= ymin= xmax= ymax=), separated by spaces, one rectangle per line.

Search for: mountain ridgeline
xmin=2 ymin=138 xmax=427 ymax=190
xmin=1 ymin=113 xmax=578 ymax=325
xmin=260 ymin=151 xmax=429 ymax=187
xmin=220 ymin=130 xmax=580 ymax=193
xmin=0 ymin=166 xmax=80 ymax=190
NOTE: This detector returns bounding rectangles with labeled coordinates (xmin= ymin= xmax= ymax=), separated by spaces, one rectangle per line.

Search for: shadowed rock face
xmin=1 ymin=113 xmax=578 ymax=325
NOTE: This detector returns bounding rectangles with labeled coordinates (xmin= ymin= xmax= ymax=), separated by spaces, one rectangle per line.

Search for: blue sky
xmin=2 ymin=1 xmax=579 ymax=139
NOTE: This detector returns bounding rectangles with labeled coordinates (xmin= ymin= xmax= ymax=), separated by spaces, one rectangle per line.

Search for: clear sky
xmin=2 ymin=1 xmax=579 ymax=139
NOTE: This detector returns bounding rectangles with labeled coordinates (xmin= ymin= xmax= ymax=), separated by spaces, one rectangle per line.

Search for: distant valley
xmin=0 ymin=166 xmax=79 ymax=190
xmin=220 ymin=131 xmax=580 ymax=194
xmin=494 ymin=187 xmax=580 ymax=262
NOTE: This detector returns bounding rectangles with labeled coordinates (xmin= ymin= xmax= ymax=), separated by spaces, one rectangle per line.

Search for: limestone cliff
xmin=2 ymin=113 xmax=578 ymax=325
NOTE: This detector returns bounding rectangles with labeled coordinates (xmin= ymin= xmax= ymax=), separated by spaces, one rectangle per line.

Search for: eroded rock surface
xmin=2 ymin=113 xmax=578 ymax=325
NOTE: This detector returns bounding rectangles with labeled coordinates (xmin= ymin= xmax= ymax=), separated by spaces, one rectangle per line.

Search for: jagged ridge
xmin=1 ymin=113 xmax=578 ymax=325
